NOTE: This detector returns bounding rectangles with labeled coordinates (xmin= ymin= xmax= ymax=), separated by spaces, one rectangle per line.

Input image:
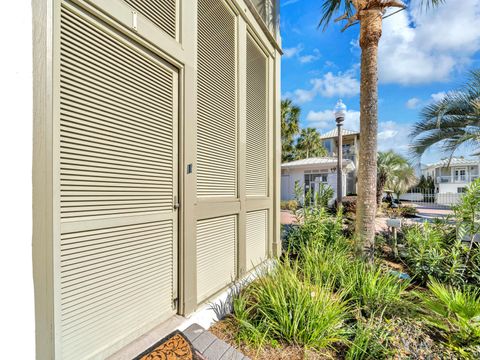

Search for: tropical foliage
xmin=410 ymin=70 xmax=480 ymax=159
xmin=281 ymin=99 xmax=300 ymax=162
xmin=295 ymin=127 xmax=328 ymax=159
xmin=418 ymin=280 xmax=480 ymax=353
xmin=281 ymin=99 xmax=328 ymax=161
xmin=377 ymin=151 xmax=417 ymax=204
xmin=318 ymin=0 xmax=444 ymax=258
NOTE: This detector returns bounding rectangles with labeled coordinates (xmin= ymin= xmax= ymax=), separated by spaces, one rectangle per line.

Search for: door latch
xmin=173 ymin=196 xmax=180 ymax=210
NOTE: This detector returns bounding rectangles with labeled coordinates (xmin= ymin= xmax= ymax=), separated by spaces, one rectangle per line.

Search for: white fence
xmin=399 ymin=188 xmax=463 ymax=208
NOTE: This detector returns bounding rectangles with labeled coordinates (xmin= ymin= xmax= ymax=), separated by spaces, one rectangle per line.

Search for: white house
xmin=281 ymin=157 xmax=356 ymax=203
xmin=320 ymin=128 xmax=360 ymax=194
xmin=421 ymin=157 xmax=480 ymax=205
xmin=422 ymin=157 xmax=480 ymax=194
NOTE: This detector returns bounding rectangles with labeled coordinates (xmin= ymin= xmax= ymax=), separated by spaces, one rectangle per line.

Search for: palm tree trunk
xmin=355 ymin=9 xmax=382 ymax=262
xmin=377 ymin=172 xmax=387 ymax=205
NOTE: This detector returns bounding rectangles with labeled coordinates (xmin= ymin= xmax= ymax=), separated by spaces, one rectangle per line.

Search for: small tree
xmin=295 ymin=128 xmax=328 ymax=159
xmin=281 ymin=99 xmax=301 ymax=162
xmin=377 ymin=151 xmax=411 ymax=204
xmin=387 ymin=165 xmax=418 ymax=201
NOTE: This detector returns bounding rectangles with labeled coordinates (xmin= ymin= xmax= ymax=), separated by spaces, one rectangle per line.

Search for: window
xmin=458 ymin=187 xmax=467 ymax=193
xmin=304 ymin=173 xmax=328 ymax=196
xmin=454 ymin=168 xmax=467 ymax=182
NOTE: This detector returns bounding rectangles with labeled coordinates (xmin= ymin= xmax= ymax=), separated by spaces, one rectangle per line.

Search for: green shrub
xmin=314 ymin=182 xmax=334 ymax=209
xmin=233 ymin=258 xmax=350 ymax=350
xmin=280 ymin=200 xmax=298 ymax=211
xmin=284 ymin=207 xmax=343 ymax=254
xmin=299 ymin=237 xmax=352 ymax=288
xmin=341 ymin=261 xmax=410 ymax=317
xmin=346 ymin=319 xmax=391 ymax=360
xmin=399 ymin=205 xmax=417 ymax=218
xmin=403 ymin=222 xmax=472 ymax=286
xmin=418 ymin=279 xmax=480 ymax=354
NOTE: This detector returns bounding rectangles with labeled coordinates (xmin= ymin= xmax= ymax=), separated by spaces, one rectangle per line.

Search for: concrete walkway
xmin=280 ymin=210 xmax=297 ymax=225
xmin=414 ymin=204 xmax=454 ymax=219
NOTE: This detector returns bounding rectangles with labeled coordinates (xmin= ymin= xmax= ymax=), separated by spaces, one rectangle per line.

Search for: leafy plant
xmin=280 ymin=200 xmax=298 ymax=211
xmin=284 ymin=206 xmax=343 ymax=254
xmin=403 ymin=221 xmax=475 ymax=287
xmin=314 ymin=182 xmax=334 ymax=209
xmin=418 ymin=279 xmax=480 ymax=353
xmin=399 ymin=205 xmax=417 ymax=218
xmin=404 ymin=222 xmax=452 ymax=284
xmin=233 ymin=258 xmax=350 ymax=350
xmin=346 ymin=319 xmax=391 ymax=360
xmin=341 ymin=261 xmax=410 ymax=317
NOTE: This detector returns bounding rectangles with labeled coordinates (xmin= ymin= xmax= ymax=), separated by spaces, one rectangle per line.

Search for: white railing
xmin=400 ymin=188 xmax=463 ymax=208
xmin=436 ymin=175 xmax=479 ymax=183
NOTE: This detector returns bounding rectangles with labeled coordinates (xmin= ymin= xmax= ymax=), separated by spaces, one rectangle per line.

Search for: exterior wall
xmin=281 ymin=168 xmax=348 ymax=202
xmin=32 ymin=0 xmax=281 ymax=358
xmin=1 ymin=2 xmax=35 ymax=358
xmin=439 ymin=183 xmax=467 ymax=194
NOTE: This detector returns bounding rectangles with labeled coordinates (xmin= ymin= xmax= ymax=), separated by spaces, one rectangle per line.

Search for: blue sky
xmin=280 ymin=0 xmax=480 ymax=164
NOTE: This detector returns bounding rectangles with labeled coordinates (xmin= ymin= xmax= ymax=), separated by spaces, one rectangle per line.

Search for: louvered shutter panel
xmin=197 ymin=216 xmax=237 ymax=302
xmin=59 ymin=4 xmax=177 ymax=359
xmin=246 ymin=210 xmax=268 ymax=269
xmin=123 ymin=0 xmax=177 ymax=38
xmin=246 ymin=35 xmax=268 ymax=197
xmin=197 ymin=0 xmax=237 ymax=197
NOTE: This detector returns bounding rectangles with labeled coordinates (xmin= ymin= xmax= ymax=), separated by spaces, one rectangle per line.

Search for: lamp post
xmin=334 ymin=99 xmax=347 ymax=205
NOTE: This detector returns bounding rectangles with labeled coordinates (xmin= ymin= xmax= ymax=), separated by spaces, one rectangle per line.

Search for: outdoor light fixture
xmin=334 ymin=99 xmax=347 ymax=205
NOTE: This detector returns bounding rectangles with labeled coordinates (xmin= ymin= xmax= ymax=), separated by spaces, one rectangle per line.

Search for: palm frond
xmin=410 ymin=70 xmax=480 ymax=160
xmin=419 ymin=0 xmax=446 ymax=10
xmin=318 ymin=0 xmax=354 ymax=31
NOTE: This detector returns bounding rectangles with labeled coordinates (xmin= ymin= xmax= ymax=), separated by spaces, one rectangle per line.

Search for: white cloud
xmin=307 ymin=109 xmax=360 ymax=132
xmin=283 ymin=43 xmax=303 ymax=58
xmin=282 ymin=0 xmax=301 ymax=6
xmin=430 ymin=91 xmax=447 ymax=102
xmin=377 ymin=121 xmax=411 ymax=154
xmin=378 ymin=0 xmax=480 ymax=85
xmin=307 ymin=111 xmax=412 ymax=156
xmin=406 ymin=97 xmax=421 ymax=109
xmin=289 ymin=70 xmax=360 ymax=103
xmin=313 ymin=72 xmax=360 ymax=98
xmin=299 ymin=49 xmax=321 ymax=64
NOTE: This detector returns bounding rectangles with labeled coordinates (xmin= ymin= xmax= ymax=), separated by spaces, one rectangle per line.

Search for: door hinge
xmin=172 ymin=297 xmax=178 ymax=309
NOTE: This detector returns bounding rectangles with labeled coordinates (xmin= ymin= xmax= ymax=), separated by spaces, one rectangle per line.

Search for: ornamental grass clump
xmin=341 ymin=261 xmax=410 ymax=318
xmin=233 ymin=257 xmax=350 ymax=350
xmin=345 ymin=318 xmax=392 ymax=360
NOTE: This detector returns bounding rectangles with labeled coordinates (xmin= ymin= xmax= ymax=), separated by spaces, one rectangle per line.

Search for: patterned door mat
xmin=133 ymin=330 xmax=204 ymax=360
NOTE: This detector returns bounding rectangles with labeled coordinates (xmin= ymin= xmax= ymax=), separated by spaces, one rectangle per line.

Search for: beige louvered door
xmin=57 ymin=2 xmax=178 ymax=359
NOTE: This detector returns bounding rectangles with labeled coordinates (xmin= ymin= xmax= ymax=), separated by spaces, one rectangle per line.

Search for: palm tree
xmin=377 ymin=150 xmax=411 ymax=204
xmin=281 ymin=99 xmax=301 ymax=162
xmin=387 ymin=165 xmax=418 ymax=201
xmin=319 ymin=0 xmax=444 ymax=260
xmin=410 ymin=70 xmax=480 ymax=159
xmin=295 ymin=128 xmax=328 ymax=159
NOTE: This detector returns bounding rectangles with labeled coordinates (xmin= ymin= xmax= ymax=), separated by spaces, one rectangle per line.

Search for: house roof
xmin=423 ymin=157 xmax=480 ymax=169
xmin=319 ymin=128 xmax=359 ymax=140
xmin=282 ymin=157 xmax=355 ymax=171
